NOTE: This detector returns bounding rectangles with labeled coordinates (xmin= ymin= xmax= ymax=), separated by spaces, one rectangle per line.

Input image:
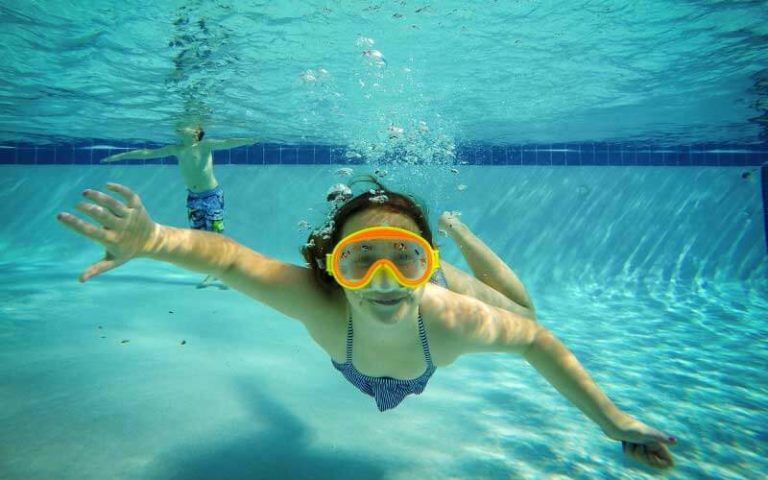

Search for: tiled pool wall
xmin=2 ymin=140 xmax=767 ymax=252
xmin=763 ymin=165 xmax=768 ymax=253
xmin=0 ymin=141 xmax=766 ymax=167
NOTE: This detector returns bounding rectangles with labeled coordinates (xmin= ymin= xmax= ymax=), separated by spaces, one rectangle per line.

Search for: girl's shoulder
xmin=420 ymin=283 xmax=465 ymax=327
xmin=301 ymin=291 xmax=349 ymax=357
xmin=419 ymin=285 xmax=470 ymax=365
xmin=421 ymin=283 xmax=540 ymax=358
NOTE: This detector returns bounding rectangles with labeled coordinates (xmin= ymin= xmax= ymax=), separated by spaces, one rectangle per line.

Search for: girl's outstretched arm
xmin=430 ymin=289 xmax=677 ymax=469
xmin=522 ymin=329 xmax=676 ymax=468
xmin=57 ymin=182 xmax=341 ymax=326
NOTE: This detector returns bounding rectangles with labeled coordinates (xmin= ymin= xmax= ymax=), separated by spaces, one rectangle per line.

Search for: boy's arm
xmin=204 ymin=138 xmax=259 ymax=151
xmin=101 ymin=145 xmax=179 ymax=163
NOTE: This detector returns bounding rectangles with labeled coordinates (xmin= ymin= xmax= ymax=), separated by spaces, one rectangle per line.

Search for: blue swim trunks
xmin=186 ymin=186 xmax=224 ymax=233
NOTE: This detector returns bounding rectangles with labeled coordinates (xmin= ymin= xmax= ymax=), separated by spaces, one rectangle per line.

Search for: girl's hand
xmin=57 ymin=182 xmax=159 ymax=282
xmin=605 ymin=414 xmax=678 ymax=469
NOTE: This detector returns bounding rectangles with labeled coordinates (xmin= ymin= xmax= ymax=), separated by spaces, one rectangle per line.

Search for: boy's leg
xmin=187 ymin=188 xmax=225 ymax=288
xmin=186 ymin=190 xmax=206 ymax=230
xmin=209 ymin=187 xmax=225 ymax=233
xmin=438 ymin=211 xmax=534 ymax=311
xmin=197 ymin=188 xmax=226 ymax=288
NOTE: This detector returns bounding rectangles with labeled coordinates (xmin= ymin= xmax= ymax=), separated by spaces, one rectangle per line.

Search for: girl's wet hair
xmin=301 ymin=175 xmax=433 ymax=293
xmin=197 ymin=129 xmax=205 ymax=141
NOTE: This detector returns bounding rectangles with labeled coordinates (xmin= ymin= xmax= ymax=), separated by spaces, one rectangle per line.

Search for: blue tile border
xmin=550 ymin=144 xmax=566 ymax=166
xmin=248 ymin=144 xmax=264 ymax=164
xmin=297 ymin=147 xmax=315 ymax=164
xmin=263 ymin=146 xmax=280 ymax=164
xmin=229 ymin=146 xmax=247 ymax=164
xmin=1 ymin=139 xmax=766 ymax=252
xmin=475 ymin=146 xmax=491 ymax=166
xmin=0 ymin=141 xmax=766 ymax=167
xmin=315 ymin=145 xmax=330 ymax=164
xmin=521 ymin=146 xmax=537 ymax=165
xmin=491 ymin=146 xmax=506 ymax=165
xmin=762 ymin=164 xmax=768 ymax=254
xmin=330 ymin=147 xmax=346 ymax=164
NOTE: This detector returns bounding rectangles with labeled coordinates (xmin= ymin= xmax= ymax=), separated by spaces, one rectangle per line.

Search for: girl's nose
xmin=367 ymin=265 xmax=401 ymax=291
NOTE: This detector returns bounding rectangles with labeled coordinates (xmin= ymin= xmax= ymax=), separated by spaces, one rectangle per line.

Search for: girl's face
xmin=339 ymin=209 xmax=427 ymax=324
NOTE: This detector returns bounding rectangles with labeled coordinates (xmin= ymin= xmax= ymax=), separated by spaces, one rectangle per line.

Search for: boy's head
xmin=176 ymin=124 xmax=204 ymax=145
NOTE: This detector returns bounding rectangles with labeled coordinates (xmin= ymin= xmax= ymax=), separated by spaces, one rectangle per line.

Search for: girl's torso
xmin=307 ymin=283 xmax=461 ymax=380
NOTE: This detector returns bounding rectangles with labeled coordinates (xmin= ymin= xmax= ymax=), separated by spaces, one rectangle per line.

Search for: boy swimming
xmin=101 ymin=124 xmax=257 ymax=287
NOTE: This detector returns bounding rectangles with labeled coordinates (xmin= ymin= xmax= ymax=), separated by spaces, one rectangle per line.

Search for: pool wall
xmin=0 ymin=141 xmax=766 ymax=167
xmin=1 ymin=142 xmax=765 ymax=296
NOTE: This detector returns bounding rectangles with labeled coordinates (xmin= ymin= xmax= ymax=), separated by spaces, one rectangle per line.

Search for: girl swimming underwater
xmin=57 ymin=177 xmax=677 ymax=469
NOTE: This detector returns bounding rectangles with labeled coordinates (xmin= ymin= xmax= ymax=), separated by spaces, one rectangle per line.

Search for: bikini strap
xmin=417 ymin=311 xmax=434 ymax=367
xmin=344 ymin=312 xmax=354 ymax=363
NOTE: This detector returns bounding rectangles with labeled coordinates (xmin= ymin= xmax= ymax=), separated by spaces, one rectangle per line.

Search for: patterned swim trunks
xmin=186 ymin=186 xmax=224 ymax=233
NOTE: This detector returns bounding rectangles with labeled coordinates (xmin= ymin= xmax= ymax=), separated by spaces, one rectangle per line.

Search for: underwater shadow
xmin=92 ymin=274 xmax=201 ymax=288
xmin=0 ymin=263 xmax=217 ymax=288
xmin=141 ymin=376 xmax=391 ymax=480
xmin=3 ymin=271 xmax=203 ymax=288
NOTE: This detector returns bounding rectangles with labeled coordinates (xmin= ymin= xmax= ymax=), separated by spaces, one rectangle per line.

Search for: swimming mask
xmin=326 ymin=226 xmax=440 ymax=290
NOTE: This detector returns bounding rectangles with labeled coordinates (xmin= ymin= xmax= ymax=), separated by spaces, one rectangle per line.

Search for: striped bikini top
xmin=331 ymin=311 xmax=436 ymax=411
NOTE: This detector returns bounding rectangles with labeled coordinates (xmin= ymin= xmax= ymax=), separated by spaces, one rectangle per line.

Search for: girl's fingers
xmin=622 ymin=441 xmax=674 ymax=469
xmin=80 ymin=259 xmax=122 ymax=282
xmin=106 ymin=182 xmax=141 ymax=208
xmin=640 ymin=425 xmax=674 ymax=445
xmin=83 ymin=189 xmax=129 ymax=217
xmin=57 ymin=212 xmax=110 ymax=243
xmin=650 ymin=444 xmax=674 ymax=467
xmin=645 ymin=445 xmax=672 ymax=468
xmin=625 ymin=443 xmax=645 ymax=462
xmin=75 ymin=202 xmax=119 ymax=230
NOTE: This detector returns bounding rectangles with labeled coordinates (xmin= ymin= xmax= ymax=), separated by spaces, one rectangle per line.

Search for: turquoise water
xmin=1 ymin=1 xmax=767 ymax=145
xmin=2 ymin=1 xmax=768 ymax=479
xmin=1 ymin=165 xmax=766 ymax=479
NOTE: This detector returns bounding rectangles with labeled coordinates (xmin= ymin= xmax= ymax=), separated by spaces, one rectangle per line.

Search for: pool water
xmin=2 ymin=1 xmax=768 ymax=479
xmin=1 ymin=165 xmax=766 ymax=479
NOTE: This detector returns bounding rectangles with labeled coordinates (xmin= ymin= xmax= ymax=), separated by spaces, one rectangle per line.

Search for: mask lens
xmin=338 ymin=238 xmax=428 ymax=283
xmin=339 ymin=243 xmax=376 ymax=280
xmin=389 ymin=241 xmax=426 ymax=279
